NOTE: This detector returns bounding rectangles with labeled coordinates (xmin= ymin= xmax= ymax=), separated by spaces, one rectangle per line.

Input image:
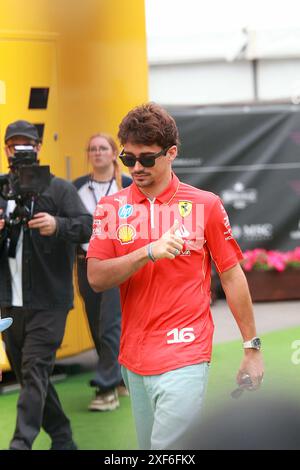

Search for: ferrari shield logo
xmin=178 ymin=201 xmax=192 ymax=218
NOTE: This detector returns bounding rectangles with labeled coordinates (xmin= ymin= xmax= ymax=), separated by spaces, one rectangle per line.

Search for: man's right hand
xmin=0 ymin=209 xmax=5 ymax=231
xmin=151 ymin=220 xmax=184 ymax=260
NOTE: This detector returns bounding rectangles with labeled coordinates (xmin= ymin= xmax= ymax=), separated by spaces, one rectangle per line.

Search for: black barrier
xmin=169 ymin=104 xmax=300 ymax=251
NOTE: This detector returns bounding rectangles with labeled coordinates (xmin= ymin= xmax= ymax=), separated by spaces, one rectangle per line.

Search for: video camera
xmin=0 ymin=145 xmax=50 ymax=227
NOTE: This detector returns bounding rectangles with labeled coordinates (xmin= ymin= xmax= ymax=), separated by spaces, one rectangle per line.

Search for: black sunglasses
xmin=119 ymin=147 xmax=169 ymax=168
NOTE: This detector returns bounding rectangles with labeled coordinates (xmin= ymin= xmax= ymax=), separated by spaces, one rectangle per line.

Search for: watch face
xmin=252 ymin=337 xmax=261 ymax=349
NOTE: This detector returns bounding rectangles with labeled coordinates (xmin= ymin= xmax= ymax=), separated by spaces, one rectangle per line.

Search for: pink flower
xmin=267 ymin=251 xmax=285 ymax=272
xmin=241 ymin=247 xmax=300 ymax=271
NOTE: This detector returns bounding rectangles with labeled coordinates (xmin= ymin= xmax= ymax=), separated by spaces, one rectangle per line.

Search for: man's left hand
xmin=28 ymin=212 xmax=57 ymax=236
xmin=237 ymin=350 xmax=264 ymax=390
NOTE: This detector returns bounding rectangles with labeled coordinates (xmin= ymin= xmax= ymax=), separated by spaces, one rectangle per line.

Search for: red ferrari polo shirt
xmin=87 ymin=173 xmax=243 ymax=375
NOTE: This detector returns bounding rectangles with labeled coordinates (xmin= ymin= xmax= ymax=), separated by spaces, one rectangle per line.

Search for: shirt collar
xmin=131 ymin=172 xmax=180 ymax=204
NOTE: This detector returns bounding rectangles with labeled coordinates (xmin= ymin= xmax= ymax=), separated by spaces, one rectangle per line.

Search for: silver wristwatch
xmin=243 ymin=337 xmax=261 ymax=350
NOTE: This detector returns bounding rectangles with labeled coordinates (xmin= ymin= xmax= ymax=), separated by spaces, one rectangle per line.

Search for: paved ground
xmin=58 ymin=300 xmax=300 ymax=370
xmin=212 ymin=299 xmax=300 ymax=343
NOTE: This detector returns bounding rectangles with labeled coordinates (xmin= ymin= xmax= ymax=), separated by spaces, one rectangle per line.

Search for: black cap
xmin=4 ymin=120 xmax=39 ymax=143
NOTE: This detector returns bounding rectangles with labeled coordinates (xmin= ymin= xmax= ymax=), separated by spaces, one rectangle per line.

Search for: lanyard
xmin=88 ymin=176 xmax=115 ymax=207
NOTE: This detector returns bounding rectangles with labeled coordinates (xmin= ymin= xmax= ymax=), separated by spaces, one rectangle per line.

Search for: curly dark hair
xmin=118 ymin=102 xmax=180 ymax=149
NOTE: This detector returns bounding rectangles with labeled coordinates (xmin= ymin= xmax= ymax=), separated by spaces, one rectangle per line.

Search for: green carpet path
xmin=0 ymin=325 xmax=299 ymax=450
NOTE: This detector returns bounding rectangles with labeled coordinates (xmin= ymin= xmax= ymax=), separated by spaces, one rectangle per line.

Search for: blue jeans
xmin=121 ymin=362 xmax=210 ymax=450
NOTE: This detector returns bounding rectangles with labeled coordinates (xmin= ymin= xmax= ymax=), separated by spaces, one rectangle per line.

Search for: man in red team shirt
xmin=87 ymin=103 xmax=264 ymax=450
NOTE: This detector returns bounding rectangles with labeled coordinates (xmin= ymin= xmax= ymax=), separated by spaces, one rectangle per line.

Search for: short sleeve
xmin=86 ymin=198 xmax=116 ymax=260
xmin=205 ymin=197 xmax=244 ymax=273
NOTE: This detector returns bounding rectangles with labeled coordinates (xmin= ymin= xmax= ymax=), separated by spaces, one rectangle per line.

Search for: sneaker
xmin=88 ymin=388 xmax=120 ymax=411
xmin=117 ymin=384 xmax=129 ymax=397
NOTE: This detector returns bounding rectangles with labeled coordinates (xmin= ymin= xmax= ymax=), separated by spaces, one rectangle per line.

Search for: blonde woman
xmin=73 ymin=134 xmax=131 ymax=411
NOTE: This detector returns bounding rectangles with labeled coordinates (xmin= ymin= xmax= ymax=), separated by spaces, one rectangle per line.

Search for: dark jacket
xmin=0 ymin=175 xmax=93 ymax=310
xmin=73 ymin=174 xmax=132 ymax=192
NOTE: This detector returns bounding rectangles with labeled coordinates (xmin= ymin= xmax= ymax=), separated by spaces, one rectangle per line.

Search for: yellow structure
xmin=0 ymin=0 xmax=148 ymax=370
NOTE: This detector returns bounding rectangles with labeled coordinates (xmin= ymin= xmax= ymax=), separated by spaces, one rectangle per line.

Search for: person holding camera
xmin=73 ymin=134 xmax=131 ymax=411
xmin=0 ymin=120 xmax=92 ymax=450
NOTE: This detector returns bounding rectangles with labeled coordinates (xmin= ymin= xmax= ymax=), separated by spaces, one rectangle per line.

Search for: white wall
xmin=146 ymin=0 xmax=300 ymax=106
xmin=149 ymin=61 xmax=254 ymax=105
xmin=149 ymin=58 xmax=300 ymax=105
xmin=258 ymin=59 xmax=300 ymax=102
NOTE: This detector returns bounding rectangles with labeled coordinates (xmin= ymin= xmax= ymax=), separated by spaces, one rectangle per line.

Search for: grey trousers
xmin=77 ymin=257 xmax=122 ymax=391
xmin=1 ymin=306 xmax=74 ymax=450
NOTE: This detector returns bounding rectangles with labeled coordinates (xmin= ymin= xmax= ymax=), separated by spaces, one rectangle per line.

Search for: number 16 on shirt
xmin=167 ymin=327 xmax=195 ymax=344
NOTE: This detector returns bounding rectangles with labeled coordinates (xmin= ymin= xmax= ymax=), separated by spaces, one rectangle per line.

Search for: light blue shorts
xmin=121 ymin=362 xmax=210 ymax=450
